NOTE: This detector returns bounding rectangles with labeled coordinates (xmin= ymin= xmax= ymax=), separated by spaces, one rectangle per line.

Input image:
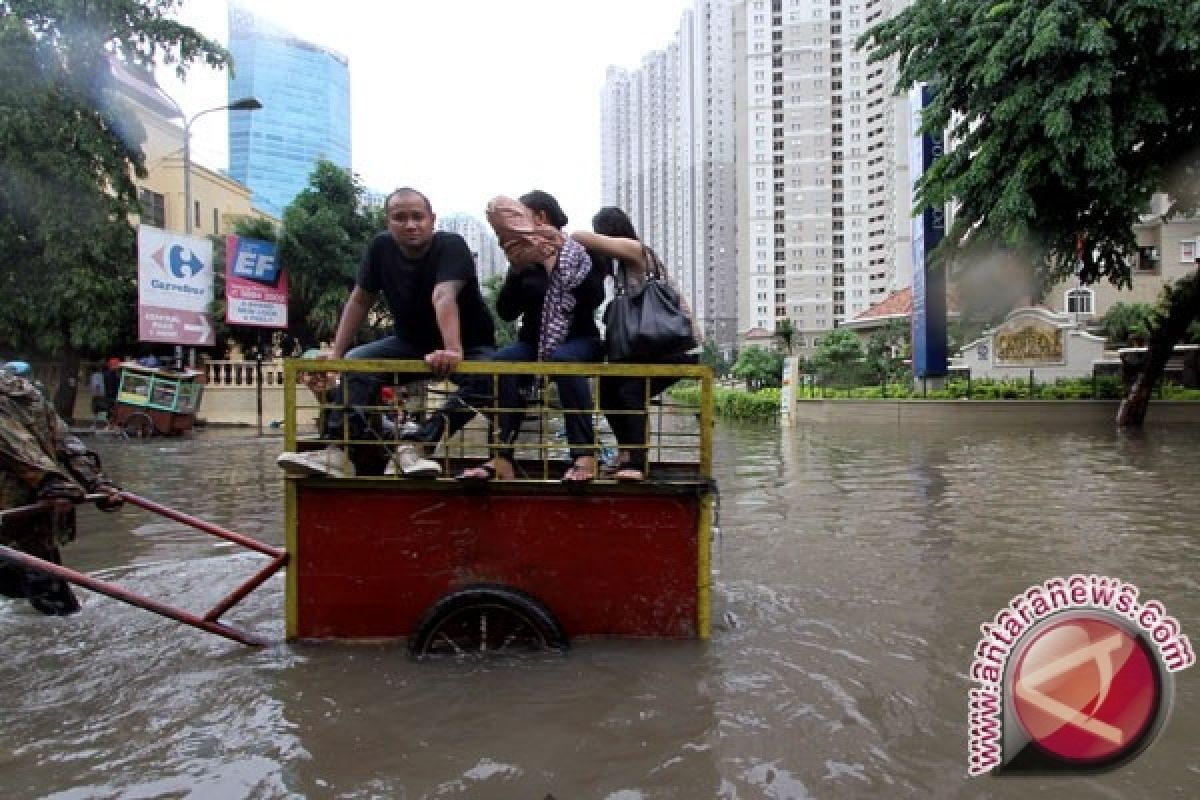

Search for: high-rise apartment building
xmin=436 ymin=214 xmax=507 ymax=280
xmin=735 ymin=0 xmax=912 ymax=354
xmin=600 ymin=0 xmax=739 ymax=357
xmin=227 ymin=4 xmax=352 ymax=218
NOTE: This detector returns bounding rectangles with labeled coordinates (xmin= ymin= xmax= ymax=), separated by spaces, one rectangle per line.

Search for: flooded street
xmin=1 ymin=420 xmax=1197 ymax=799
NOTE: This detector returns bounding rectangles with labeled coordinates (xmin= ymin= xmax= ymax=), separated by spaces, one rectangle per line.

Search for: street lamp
xmin=182 ymin=96 xmax=262 ymax=234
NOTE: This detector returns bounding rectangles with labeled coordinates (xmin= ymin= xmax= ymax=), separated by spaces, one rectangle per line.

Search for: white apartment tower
xmin=599 ymin=1 xmax=739 ymax=356
xmin=735 ymin=0 xmax=913 ymax=354
xmin=436 ymin=214 xmax=506 ymax=280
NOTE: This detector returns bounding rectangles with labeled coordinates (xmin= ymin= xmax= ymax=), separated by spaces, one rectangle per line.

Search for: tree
xmin=481 ymin=273 xmax=517 ymax=347
xmin=809 ymin=328 xmax=866 ymax=385
xmin=774 ymin=318 xmax=796 ymax=354
xmin=860 ymin=0 xmax=1200 ymax=425
xmin=731 ymin=345 xmax=784 ymax=390
xmin=699 ymin=337 xmax=730 ymax=377
xmin=1099 ymin=301 xmax=1156 ymax=346
xmin=864 ymin=320 xmax=909 ymax=382
xmin=0 ymin=0 xmax=229 ymax=413
xmin=275 ymin=160 xmax=383 ymax=350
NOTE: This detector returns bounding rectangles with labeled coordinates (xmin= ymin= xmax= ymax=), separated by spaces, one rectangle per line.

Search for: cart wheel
xmin=408 ymin=585 xmax=567 ymax=658
xmin=123 ymin=412 xmax=154 ymax=438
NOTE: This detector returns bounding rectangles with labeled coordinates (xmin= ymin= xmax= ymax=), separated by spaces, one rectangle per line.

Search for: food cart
xmin=110 ymin=363 xmax=204 ymax=437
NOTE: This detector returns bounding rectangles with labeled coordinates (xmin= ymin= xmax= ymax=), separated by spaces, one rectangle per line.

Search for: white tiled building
xmin=600 ymin=0 xmax=739 ymax=358
xmin=436 ymin=214 xmax=506 ymax=280
xmin=735 ymin=0 xmax=913 ymax=356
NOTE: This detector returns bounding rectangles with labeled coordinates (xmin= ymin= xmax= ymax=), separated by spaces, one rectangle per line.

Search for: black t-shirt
xmin=357 ymin=231 xmax=495 ymax=351
xmin=495 ymin=255 xmax=606 ymax=346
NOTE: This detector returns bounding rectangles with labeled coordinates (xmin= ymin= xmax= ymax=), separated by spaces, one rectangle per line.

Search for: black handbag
xmin=604 ymin=248 xmax=697 ymax=362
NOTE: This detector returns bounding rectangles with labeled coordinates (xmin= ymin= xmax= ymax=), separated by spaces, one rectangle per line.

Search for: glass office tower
xmin=227 ymin=5 xmax=351 ymax=218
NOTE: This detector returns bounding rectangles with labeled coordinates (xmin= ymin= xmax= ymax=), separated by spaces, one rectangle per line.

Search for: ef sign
xmin=226 ymin=235 xmax=288 ymax=328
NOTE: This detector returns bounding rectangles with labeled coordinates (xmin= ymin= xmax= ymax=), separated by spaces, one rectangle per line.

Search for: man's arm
xmin=331 ymin=286 xmax=376 ymax=359
xmin=427 ymin=279 xmax=465 ymax=377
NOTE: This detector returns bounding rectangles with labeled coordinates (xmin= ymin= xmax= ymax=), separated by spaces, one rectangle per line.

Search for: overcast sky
xmin=156 ymin=0 xmax=696 ymax=227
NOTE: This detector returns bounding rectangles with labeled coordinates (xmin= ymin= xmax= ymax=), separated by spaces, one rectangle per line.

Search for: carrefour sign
xmin=137 ymin=225 xmax=215 ymax=345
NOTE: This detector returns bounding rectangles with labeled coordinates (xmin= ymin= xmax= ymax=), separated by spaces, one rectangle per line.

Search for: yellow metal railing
xmin=280 ymin=359 xmax=714 ymax=483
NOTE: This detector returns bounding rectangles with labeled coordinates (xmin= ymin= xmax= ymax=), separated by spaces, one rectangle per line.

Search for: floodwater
xmin=1 ymin=418 xmax=1197 ymax=799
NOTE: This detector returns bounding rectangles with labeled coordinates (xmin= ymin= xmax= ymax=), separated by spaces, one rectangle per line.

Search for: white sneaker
xmin=384 ymin=444 xmax=442 ymax=478
xmin=276 ymin=446 xmax=354 ymax=478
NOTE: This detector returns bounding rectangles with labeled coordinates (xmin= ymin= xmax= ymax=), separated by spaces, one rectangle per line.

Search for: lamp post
xmin=182 ymin=96 xmax=262 ymax=234
xmin=173 ymin=96 xmax=261 ymax=369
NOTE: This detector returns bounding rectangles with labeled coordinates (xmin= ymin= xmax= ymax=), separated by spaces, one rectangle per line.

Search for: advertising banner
xmin=137 ymin=226 xmax=215 ymax=346
xmin=909 ymin=84 xmax=948 ymax=379
xmin=225 ymin=235 xmax=287 ymax=328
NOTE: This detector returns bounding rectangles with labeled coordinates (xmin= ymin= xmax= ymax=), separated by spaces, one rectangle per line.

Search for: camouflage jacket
xmin=0 ymin=373 xmax=111 ymax=547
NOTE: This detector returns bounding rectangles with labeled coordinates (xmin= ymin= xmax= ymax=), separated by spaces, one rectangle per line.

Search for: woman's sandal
xmin=562 ymin=458 xmax=596 ymax=484
xmin=455 ymin=463 xmax=497 ymax=483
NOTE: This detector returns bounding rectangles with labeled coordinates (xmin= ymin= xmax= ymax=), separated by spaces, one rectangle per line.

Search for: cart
xmin=281 ymin=359 xmax=717 ymax=656
xmin=110 ymin=363 xmax=204 ymax=437
xmin=1 ymin=359 xmax=715 ymax=657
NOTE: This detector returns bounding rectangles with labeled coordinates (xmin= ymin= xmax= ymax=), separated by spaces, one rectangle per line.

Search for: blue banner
xmin=909 ymin=85 xmax=948 ymax=378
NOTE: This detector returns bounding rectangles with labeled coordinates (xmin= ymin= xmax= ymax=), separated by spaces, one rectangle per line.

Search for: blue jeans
xmin=323 ymin=336 xmax=494 ymax=443
xmin=489 ymin=336 xmax=603 ymax=461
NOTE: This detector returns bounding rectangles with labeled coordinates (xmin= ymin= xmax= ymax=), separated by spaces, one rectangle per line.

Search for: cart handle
xmin=0 ymin=492 xmax=286 ymax=647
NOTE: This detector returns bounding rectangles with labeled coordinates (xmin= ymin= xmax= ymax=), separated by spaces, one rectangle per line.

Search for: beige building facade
xmin=1047 ymin=202 xmax=1200 ymax=326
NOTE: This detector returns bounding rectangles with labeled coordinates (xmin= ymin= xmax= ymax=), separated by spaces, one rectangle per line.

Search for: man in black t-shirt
xmin=277 ymin=188 xmax=495 ymax=478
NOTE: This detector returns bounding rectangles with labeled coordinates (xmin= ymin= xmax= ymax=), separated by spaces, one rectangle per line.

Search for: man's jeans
xmin=489 ymin=336 xmax=603 ymax=461
xmin=322 ymin=337 xmax=494 ymax=445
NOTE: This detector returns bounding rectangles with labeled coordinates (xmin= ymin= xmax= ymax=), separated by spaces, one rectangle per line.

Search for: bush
xmin=669 ymin=384 xmax=780 ymax=420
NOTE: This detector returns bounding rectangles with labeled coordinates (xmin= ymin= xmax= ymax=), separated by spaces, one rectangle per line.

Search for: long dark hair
xmin=591 ymin=206 xmax=639 ymax=240
xmin=590 ymin=206 xmax=643 ymax=276
xmin=520 ymin=190 xmax=568 ymax=229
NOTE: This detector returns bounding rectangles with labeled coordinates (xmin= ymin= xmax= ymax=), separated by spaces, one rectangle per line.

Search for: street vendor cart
xmin=110 ymin=363 xmax=204 ymax=437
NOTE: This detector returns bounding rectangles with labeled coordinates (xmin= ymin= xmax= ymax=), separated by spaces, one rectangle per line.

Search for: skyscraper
xmin=600 ymin=0 xmax=739 ymax=358
xmin=735 ymin=0 xmax=913 ymax=354
xmin=227 ymin=4 xmax=351 ymax=218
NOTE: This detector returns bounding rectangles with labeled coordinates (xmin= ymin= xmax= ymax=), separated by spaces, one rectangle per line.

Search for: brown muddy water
xmin=1 ymin=420 xmax=1196 ymax=799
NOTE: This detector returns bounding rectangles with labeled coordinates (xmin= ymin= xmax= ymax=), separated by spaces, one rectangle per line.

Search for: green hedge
xmin=670 ymin=383 xmax=781 ymax=420
xmin=673 ymin=378 xmax=1199 ymax=422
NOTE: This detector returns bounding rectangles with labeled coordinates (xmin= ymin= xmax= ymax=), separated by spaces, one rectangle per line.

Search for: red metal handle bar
xmin=0 ymin=543 xmax=266 ymax=646
xmin=118 ymin=492 xmax=285 ymax=559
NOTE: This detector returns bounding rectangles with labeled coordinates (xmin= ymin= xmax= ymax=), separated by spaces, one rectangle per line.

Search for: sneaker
xmin=276 ymin=446 xmax=355 ymax=478
xmin=384 ymin=444 xmax=442 ymax=478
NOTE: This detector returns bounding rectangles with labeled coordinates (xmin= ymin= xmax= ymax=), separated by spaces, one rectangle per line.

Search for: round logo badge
xmin=1009 ymin=613 xmax=1163 ymax=768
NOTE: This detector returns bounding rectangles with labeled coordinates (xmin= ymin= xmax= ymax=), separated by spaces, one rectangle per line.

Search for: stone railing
xmin=202 ymin=359 xmax=286 ymax=388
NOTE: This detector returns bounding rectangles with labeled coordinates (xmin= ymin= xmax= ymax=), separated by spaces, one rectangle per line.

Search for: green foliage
xmin=482 ymin=273 xmax=516 ymax=347
xmin=774 ymin=318 xmax=796 ymax=354
xmin=731 ymin=345 xmax=784 ymax=389
xmin=0 ymin=0 xmax=229 ymax=359
xmin=275 ymin=160 xmax=382 ymax=349
xmin=1099 ymin=301 xmax=1156 ymax=345
xmin=859 ymin=0 xmax=1200 ymax=291
xmin=808 ymin=328 xmax=868 ymax=384
xmin=670 ymin=383 xmax=780 ymax=420
xmin=698 ymin=337 xmax=730 ymax=376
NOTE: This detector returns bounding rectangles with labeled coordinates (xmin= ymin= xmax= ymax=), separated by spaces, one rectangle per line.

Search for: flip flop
xmin=455 ymin=463 xmax=497 ymax=483
xmin=562 ymin=461 xmax=596 ymax=484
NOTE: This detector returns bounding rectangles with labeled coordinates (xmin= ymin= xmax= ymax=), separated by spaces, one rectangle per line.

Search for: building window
xmin=138 ymin=188 xmax=165 ymax=228
xmin=193 ymin=200 xmax=201 ymax=230
xmin=213 ymin=208 xmax=220 ymax=234
xmin=1182 ymin=240 xmax=1196 ymax=263
xmin=1066 ymin=287 xmax=1094 ymax=315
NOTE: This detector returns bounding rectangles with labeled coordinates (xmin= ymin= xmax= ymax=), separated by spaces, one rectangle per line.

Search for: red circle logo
xmin=1011 ymin=615 xmax=1159 ymax=765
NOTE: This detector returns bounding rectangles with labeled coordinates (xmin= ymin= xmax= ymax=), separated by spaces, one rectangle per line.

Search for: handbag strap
xmin=642 ymin=246 xmax=666 ymax=282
